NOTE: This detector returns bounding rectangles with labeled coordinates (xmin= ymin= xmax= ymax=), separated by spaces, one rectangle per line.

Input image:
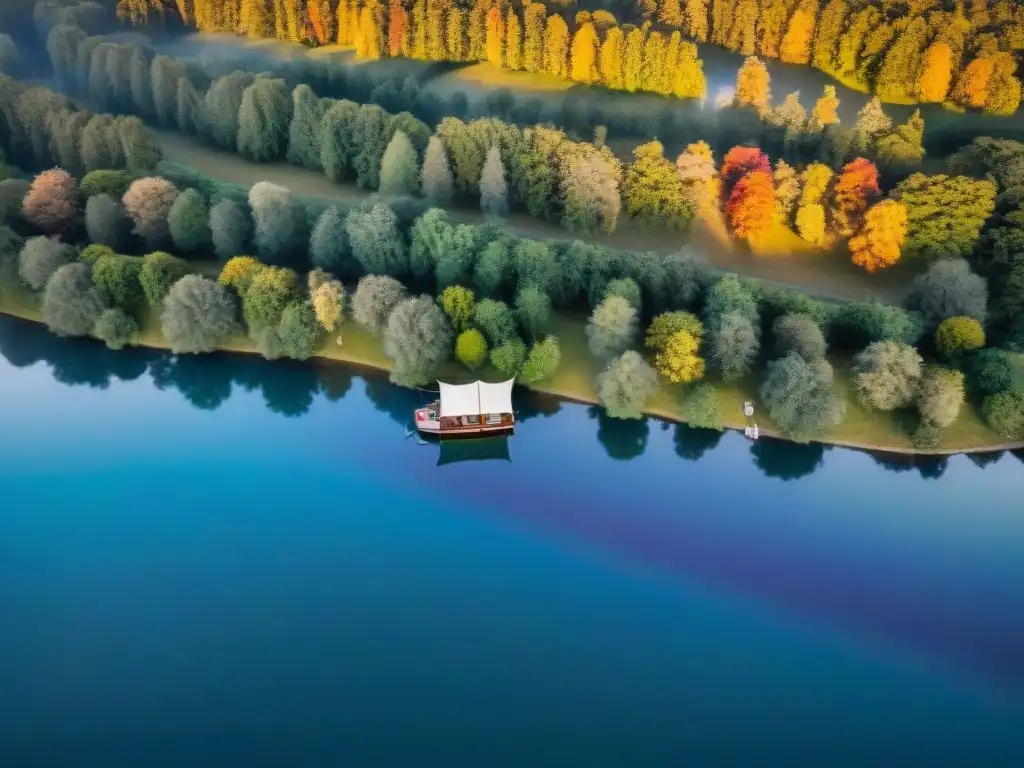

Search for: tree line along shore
xmin=0 ymin=13 xmax=1022 ymax=451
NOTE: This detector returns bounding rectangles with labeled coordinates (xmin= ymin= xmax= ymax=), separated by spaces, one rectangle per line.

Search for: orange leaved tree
xmin=849 ymin=200 xmax=907 ymax=273
xmin=727 ymin=169 xmax=775 ymax=241
xmin=720 ymin=146 xmax=770 ymax=199
xmin=830 ymin=158 xmax=881 ymax=237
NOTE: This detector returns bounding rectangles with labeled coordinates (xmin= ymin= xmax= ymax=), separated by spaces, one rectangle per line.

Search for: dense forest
xmin=106 ymin=0 xmax=1024 ymax=113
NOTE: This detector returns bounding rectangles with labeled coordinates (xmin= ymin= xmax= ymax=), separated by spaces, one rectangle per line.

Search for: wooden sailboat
xmin=414 ymin=379 xmax=516 ymax=438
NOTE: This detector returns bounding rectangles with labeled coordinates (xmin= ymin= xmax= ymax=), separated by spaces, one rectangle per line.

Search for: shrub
xmin=474 ymin=298 xmax=518 ymax=347
xmin=440 ymin=285 xmax=475 ymax=333
xmin=760 ymin=354 xmax=845 ymax=442
xmin=655 ymin=331 xmax=705 ymax=384
xmin=586 ymin=295 xmax=637 ymax=361
xmin=80 ymin=169 xmax=132 ymax=200
xmin=455 ymin=328 xmax=488 ymax=369
xmin=912 ymin=420 xmax=943 ymax=450
xmin=122 ymin=177 xmax=179 ymax=247
xmin=490 ymin=337 xmax=527 ymax=377
xmin=22 ymin=168 xmax=77 ymax=233
xmin=917 ymin=365 xmax=965 ymax=429
xmin=383 ymin=295 xmax=454 ymax=387
xmin=242 ymin=266 xmax=298 ymax=330
xmin=854 ymin=341 xmax=923 ymax=411
xmin=209 ymin=198 xmax=251 ymax=261
xmin=168 ymin=188 xmax=210 ymax=252
xmin=19 ymin=235 xmax=74 ymax=291
xmin=277 ymin=301 xmax=319 ymax=360
xmin=85 ymin=193 xmax=129 ymax=249
xmin=91 ymin=254 xmax=144 ymax=314
xmin=934 ymin=316 xmax=985 ymax=358
xmin=520 ymin=336 xmax=561 ymax=386
xmin=139 ymin=251 xmax=190 ymax=308
xmin=982 ymin=389 xmax=1024 ymax=440
xmin=773 ymin=312 xmax=827 ymax=360
xmin=42 ymin=263 xmax=105 ymax=337
xmin=160 ymin=275 xmax=239 ymax=353
xmin=352 ymin=274 xmax=406 ymax=336
xmin=596 ymin=351 xmax=658 ymax=419
xmin=93 ymin=307 xmax=138 ymax=350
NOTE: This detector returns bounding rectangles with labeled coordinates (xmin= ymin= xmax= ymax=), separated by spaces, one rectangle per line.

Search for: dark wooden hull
xmin=418 ymin=422 xmax=515 ymax=440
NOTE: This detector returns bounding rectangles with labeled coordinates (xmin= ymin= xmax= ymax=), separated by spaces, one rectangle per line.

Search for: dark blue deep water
xmin=0 ymin=315 xmax=1022 ymax=768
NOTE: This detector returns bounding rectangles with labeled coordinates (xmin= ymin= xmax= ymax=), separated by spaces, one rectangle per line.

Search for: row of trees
xmin=115 ymin=0 xmax=1024 ymax=113
xmin=2 ymin=159 xmax=1020 ymax=442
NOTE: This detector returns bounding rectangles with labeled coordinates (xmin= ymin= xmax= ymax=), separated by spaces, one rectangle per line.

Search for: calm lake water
xmin=0 ymin=314 xmax=1022 ymax=767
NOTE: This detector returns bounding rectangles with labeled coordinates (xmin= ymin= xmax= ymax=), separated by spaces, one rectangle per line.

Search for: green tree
xmin=761 ymin=354 xmax=844 ymax=442
xmin=623 ymin=141 xmax=694 ymax=229
xmin=905 ymin=259 xmax=987 ymax=330
xmin=645 ymin=311 xmax=702 ymax=352
xmin=709 ymin=311 xmax=759 ymax=382
xmin=168 ymin=188 xmax=210 ymax=253
xmin=474 ymin=298 xmax=518 ymax=346
xmin=352 ymin=274 xmax=406 ymax=336
xmin=521 ymin=336 xmax=561 ymax=386
xmin=891 ymin=174 xmax=996 ymax=260
xmin=161 ymin=274 xmax=239 ymax=354
xmin=277 ymin=301 xmax=319 ymax=360
xmin=210 ymin=199 xmax=251 ymax=262
xmin=515 ymin=283 xmax=552 ymax=341
xmin=248 ymin=181 xmax=307 ymax=266
xmin=440 ymin=284 xmax=475 ymax=332
xmin=455 ymin=328 xmax=488 ymax=369
xmin=237 ymin=78 xmax=292 ymax=162
xmin=420 ymin=135 xmax=454 ymax=206
xmin=286 ymin=84 xmax=323 ymax=170
xmin=42 ymin=262 xmax=105 ymax=338
xmin=597 ymin=350 xmax=658 ymax=419
xmin=491 ymin=336 xmax=527 ymax=377
xmin=242 ymin=265 xmax=298 ymax=330
xmin=917 ymin=365 xmax=965 ymax=430
xmin=204 ymin=71 xmax=255 ymax=149
xmin=935 ymin=316 xmax=985 ymax=359
xmin=384 ymin=295 xmax=454 ymax=386
xmin=853 ymin=340 xmax=923 ymax=411
xmin=85 ymin=194 xmax=129 ymax=250
xmin=92 ymin=254 xmax=144 ymax=314
xmin=586 ymin=295 xmax=638 ymax=361
xmin=139 ymin=251 xmax=190 ymax=308
xmin=19 ymin=235 xmax=75 ymax=291
xmin=309 ymin=205 xmax=348 ymax=273
xmin=94 ymin=307 xmax=139 ymax=350
xmin=319 ymin=99 xmax=360 ymax=181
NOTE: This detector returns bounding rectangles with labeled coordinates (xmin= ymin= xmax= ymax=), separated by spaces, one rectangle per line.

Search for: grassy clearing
xmin=2 ymin=294 xmax=1016 ymax=455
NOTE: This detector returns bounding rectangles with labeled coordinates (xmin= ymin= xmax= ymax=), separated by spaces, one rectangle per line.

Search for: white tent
xmin=438 ymin=380 xmax=514 ymax=418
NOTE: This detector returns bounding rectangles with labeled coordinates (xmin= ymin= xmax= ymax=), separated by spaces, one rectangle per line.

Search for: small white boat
xmin=415 ymin=379 xmax=516 ymax=439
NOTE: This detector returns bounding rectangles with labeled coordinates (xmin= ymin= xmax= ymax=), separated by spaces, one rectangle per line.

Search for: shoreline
xmin=3 ymin=304 xmax=1020 ymax=457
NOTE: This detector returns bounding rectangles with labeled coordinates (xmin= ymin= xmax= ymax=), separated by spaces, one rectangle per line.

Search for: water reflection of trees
xmin=751 ymin=438 xmax=827 ymax=481
xmin=2 ymin=315 xmax=1015 ymax=478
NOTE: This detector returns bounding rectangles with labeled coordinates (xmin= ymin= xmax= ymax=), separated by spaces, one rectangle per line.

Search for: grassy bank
xmin=3 ymin=295 xmax=1019 ymax=456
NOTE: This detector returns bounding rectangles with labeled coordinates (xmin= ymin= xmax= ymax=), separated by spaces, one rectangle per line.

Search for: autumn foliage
xmin=849 ymin=200 xmax=907 ymax=273
xmin=720 ymin=146 xmax=770 ymax=199
xmin=22 ymin=168 xmax=78 ymax=234
xmin=917 ymin=42 xmax=953 ymax=103
xmin=726 ymin=169 xmax=775 ymax=241
xmin=830 ymin=158 xmax=881 ymax=237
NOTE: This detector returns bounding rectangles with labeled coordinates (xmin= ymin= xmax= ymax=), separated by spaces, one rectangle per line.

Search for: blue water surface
xmin=0 ymin=316 xmax=1021 ymax=768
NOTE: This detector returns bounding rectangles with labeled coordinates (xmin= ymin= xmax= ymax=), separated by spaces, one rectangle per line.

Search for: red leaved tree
xmin=720 ymin=146 xmax=770 ymax=200
xmin=22 ymin=168 xmax=78 ymax=234
xmin=830 ymin=157 xmax=881 ymax=237
xmin=726 ymin=169 xmax=775 ymax=241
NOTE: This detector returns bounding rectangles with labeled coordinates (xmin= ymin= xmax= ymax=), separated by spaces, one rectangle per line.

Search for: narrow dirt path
xmin=158 ymin=130 xmax=909 ymax=303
